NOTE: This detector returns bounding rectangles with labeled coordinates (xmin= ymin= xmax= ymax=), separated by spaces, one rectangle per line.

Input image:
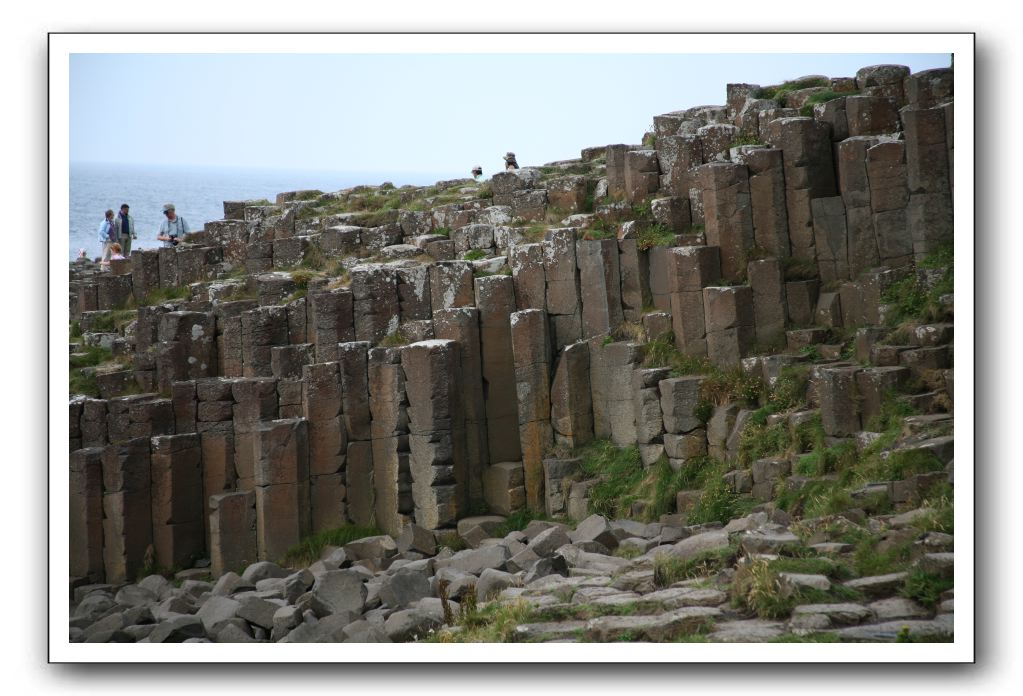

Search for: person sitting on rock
xmin=503 ymin=152 xmax=519 ymax=170
xmin=109 ymin=242 xmax=125 ymax=261
xmin=471 ymin=165 xmax=483 ymax=180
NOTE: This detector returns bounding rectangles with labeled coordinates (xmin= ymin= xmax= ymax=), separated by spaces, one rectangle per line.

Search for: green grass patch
xmin=635 ymin=222 xmax=676 ymax=251
xmin=379 ymin=331 xmax=410 ymax=348
xmin=737 ymin=420 xmax=793 ymax=466
xmin=782 ymin=256 xmax=820 ymax=282
xmin=88 ymin=309 xmax=137 ymax=333
xmin=641 ymin=335 xmax=761 ymax=407
xmin=69 ymin=369 xmax=100 ymax=397
xmin=463 ymin=249 xmax=486 ymax=261
xmin=901 ymin=568 xmax=953 ymax=609
xmin=767 ymin=556 xmax=853 ymax=581
xmin=279 ymin=524 xmax=383 ymax=568
xmin=877 ymin=448 xmax=946 ymax=480
xmin=488 ymin=509 xmax=548 ymax=538
xmin=755 ymin=76 xmax=830 ymax=104
xmin=70 ymin=345 xmax=113 ymax=369
xmin=730 ymin=557 xmax=863 ymax=619
xmin=653 ymin=544 xmax=739 ymax=587
xmin=851 ymin=534 xmax=914 ymax=577
xmin=798 ymin=90 xmax=857 ymax=116
xmin=577 ymin=441 xmax=646 ymax=519
xmin=142 ymin=285 xmax=191 ymax=306
xmin=729 ymin=133 xmax=763 ymax=148
xmin=881 ymin=243 xmax=953 ymax=326
xmin=428 ymin=600 xmax=534 ymax=643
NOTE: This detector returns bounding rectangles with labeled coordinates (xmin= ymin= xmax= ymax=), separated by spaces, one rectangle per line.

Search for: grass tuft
xmin=279 ymin=524 xmax=382 ymax=568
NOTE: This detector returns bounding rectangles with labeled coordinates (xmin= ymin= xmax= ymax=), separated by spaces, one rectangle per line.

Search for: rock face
xmin=68 ymin=61 xmax=956 ymax=646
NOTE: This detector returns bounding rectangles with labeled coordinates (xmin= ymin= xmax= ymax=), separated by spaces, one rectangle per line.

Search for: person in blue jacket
xmin=97 ymin=209 xmax=117 ymax=267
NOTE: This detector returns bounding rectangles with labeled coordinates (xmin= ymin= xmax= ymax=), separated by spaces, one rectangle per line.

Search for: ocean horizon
xmin=67 ymin=162 xmax=463 ymax=261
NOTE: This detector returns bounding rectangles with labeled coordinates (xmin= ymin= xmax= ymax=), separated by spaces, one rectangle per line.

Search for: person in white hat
xmin=156 ymin=203 xmax=189 ymax=247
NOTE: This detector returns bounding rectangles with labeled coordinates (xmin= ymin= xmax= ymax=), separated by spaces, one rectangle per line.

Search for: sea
xmin=67 ymin=162 xmax=459 ymax=261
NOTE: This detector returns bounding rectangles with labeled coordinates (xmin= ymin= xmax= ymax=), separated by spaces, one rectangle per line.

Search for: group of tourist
xmin=95 ymin=203 xmax=189 ymax=267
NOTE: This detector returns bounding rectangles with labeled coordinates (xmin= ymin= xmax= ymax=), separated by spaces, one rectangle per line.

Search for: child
xmin=109 ymin=242 xmax=125 ymax=261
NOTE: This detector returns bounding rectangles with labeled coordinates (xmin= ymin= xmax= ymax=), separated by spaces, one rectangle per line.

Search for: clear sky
xmin=70 ymin=52 xmax=950 ymax=176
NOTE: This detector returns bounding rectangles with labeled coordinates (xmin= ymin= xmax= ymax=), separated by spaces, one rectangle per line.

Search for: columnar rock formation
xmin=69 ymin=62 xmax=955 ymax=645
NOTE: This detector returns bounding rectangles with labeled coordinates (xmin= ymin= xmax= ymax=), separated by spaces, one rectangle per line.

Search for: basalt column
xmin=150 ymin=433 xmax=205 ymax=571
xmin=101 ymin=438 xmax=152 ymax=584
xmin=543 ymin=228 xmax=583 ymax=350
xmin=474 ymin=275 xmax=522 ymax=463
xmin=699 ymin=162 xmax=754 ymax=282
xmin=156 ymin=311 xmax=217 ymax=394
xmin=302 ymin=362 xmax=348 ymax=533
xmin=433 ymin=307 xmax=489 ymax=507
xmin=308 ymin=289 xmax=355 ymax=364
xmin=252 ymin=418 xmax=310 ymax=562
xmin=369 ymin=346 xmax=412 ymax=537
xmin=70 ymin=447 xmax=105 ymax=581
xmin=338 ymin=342 xmax=374 ymax=528
xmin=401 ymin=340 xmax=465 ymax=530
xmin=510 ymin=309 xmax=553 ymax=512
xmin=667 ymin=246 xmax=721 ymax=357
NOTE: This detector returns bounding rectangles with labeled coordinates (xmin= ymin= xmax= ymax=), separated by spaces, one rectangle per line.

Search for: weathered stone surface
xmin=311 ymin=569 xmax=368 ymax=617
xmin=483 ymin=461 xmax=526 ymax=517
xmin=429 ymin=261 xmax=475 ymax=313
xmin=379 ymin=568 xmax=432 ymax=609
xmin=101 ymin=439 xmax=153 ymax=583
xmin=576 ymin=239 xmax=623 ymax=339
xmin=510 ymin=309 xmax=553 ymax=511
xmin=699 ymin=163 xmax=754 ymax=282
xmin=586 ymin=606 xmax=721 ymax=642
xmin=475 ymin=275 xmax=521 ymax=463
xmin=846 ymin=96 xmax=901 ymax=136
xmin=818 ymin=366 xmax=861 ymax=436
xmin=209 ymin=490 xmax=257 ymax=579
xmin=658 ymin=377 xmax=705 ymax=435
xmin=401 ymin=340 xmax=465 ymax=528
xmin=70 ymin=448 xmax=105 ymax=580
xmin=745 ymin=148 xmax=790 ymax=258
xmin=542 ymin=458 xmax=580 ymax=518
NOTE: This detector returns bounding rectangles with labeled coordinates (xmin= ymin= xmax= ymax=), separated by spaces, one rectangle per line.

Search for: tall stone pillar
xmin=510 ymin=309 xmax=553 ymax=512
xmin=402 ymin=340 xmax=465 ymax=529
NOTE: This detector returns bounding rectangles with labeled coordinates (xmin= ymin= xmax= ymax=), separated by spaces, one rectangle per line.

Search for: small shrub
xmin=578 ymin=441 xmax=645 ymax=519
xmin=729 ymin=132 xmax=763 ymax=148
xmin=798 ymin=90 xmax=856 ymax=116
xmin=635 ymin=222 xmax=676 ymax=251
xmin=737 ymin=420 xmax=793 ymax=466
xmin=379 ymin=331 xmax=409 ymax=348
xmin=694 ymin=400 xmax=714 ymax=424
xmin=463 ymin=249 xmax=486 ymax=261
xmin=488 ymin=509 xmax=545 ymax=538
xmin=782 ymin=256 xmax=819 ymax=282
xmin=731 ymin=558 xmax=792 ymax=619
xmin=300 ymin=244 xmax=327 ymax=271
xmin=768 ymin=365 xmax=810 ymax=410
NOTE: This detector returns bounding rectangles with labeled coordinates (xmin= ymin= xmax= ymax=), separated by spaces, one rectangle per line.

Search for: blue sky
xmin=70 ymin=52 xmax=950 ymax=176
